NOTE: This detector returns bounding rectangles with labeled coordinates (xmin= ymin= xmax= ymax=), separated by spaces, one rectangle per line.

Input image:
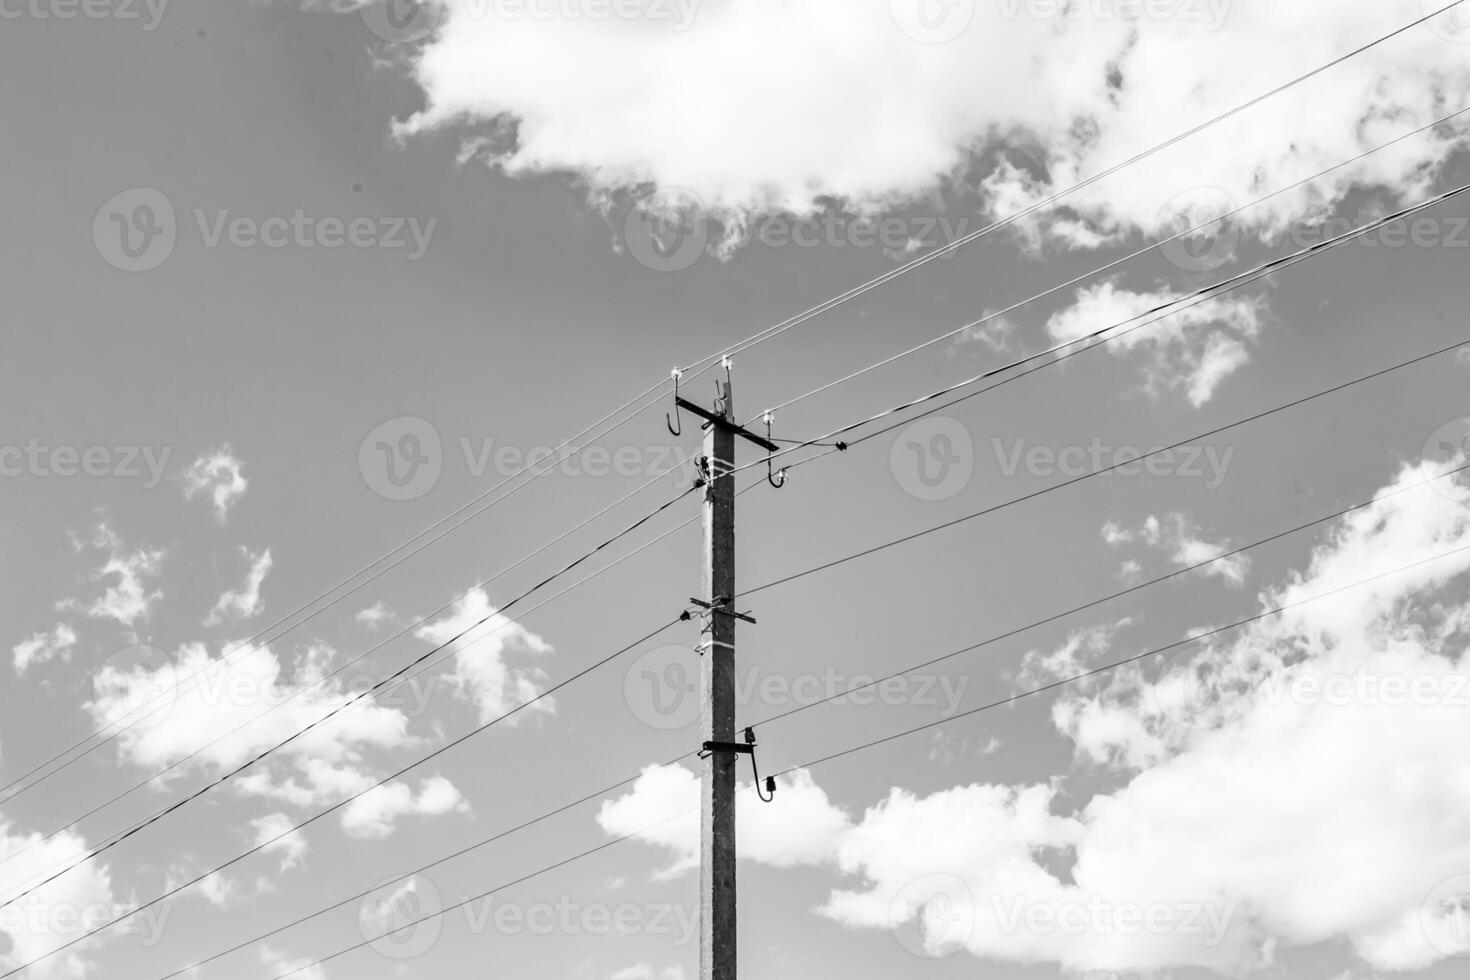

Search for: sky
xmin=3 ymin=1 xmax=1470 ymax=979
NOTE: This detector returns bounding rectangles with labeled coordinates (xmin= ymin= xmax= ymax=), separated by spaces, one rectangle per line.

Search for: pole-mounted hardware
xmin=762 ymin=411 xmax=787 ymax=489
xmin=698 ymin=727 xmax=777 ymax=804
xmin=666 ymin=368 xmax=684 ymax=437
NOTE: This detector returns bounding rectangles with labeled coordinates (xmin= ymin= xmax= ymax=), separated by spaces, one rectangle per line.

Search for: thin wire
xmin=0 ymin=463 xmax=701 ymax=875
xmin=691 ymin=0 xmax=1465 ymax=382
xmin=756 ymin=104 xmax=1470 ymax=421
xmin=751 ymin=461 xmax=1470 ymax=729
xmin=0 ymin=618 xmax=687 ymax=980
xmin=0 ymin=485 xmax=700 ymax=912
xmin=774 ymin=541 xmax=1470 ymax=776
xmin=734 ymin=181 xmax=1470 ymax=482
xmin=0 ymin=382 xmax=669 ymax=806
xmin=746 ymin=337 xmax=1469 ymax=597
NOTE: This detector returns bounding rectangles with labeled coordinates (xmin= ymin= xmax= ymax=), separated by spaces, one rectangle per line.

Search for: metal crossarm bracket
xmin=699 ymin=740 xmax=755 ymax=758
xmin=675 ymin=397 xmax=780 ymax=452
xmin=688 ymin=596 xmax=756 ymax=624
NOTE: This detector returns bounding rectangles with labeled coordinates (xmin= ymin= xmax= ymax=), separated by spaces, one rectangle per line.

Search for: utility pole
xmin=667 ymin=359 xmax=778 ymax=980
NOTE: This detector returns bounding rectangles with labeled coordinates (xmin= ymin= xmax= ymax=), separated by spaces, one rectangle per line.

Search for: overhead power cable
xmin=0 ymin=484 xmax=701 ymax=912
xmin=746 ymin=338 xmax=1469 ymax=597
xmin=754 ymin=104 xmax=1470 ymax=422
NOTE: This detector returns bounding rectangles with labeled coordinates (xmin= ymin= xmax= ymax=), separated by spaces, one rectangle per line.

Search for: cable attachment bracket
xmin=665 ymin=368 xmax=684 ymax=437
xmin=698 ymin=727 xmax=777 ymax=803
xmin=688 ymin=595 xmax=756 ymax=625
xmin=763 ymin=411 xmax=787 ymax=489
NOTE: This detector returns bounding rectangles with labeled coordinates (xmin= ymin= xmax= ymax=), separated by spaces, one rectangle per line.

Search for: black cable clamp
xmin=698 ymin=728 xmax=777 ymax=803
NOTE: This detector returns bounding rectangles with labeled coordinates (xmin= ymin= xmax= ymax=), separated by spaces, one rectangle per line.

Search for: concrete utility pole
xmin=669 ymin=359 xmax=777 ymax=980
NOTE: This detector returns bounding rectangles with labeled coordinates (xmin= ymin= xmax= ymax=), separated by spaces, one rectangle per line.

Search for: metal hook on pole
xmin=763 ymin=411 xmax=787 ymax=489
xmin=665 ymin=368 xmax=684 ymax=437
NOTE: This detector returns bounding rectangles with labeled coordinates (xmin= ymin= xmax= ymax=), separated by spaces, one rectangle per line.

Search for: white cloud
xmin=206 ymin=547 xmax=273 ymax=626
xmin=64 ymin=524 xmax=164 ymax=627
xmin=805 ymin=462 xmax=1470 ymax=973
xmin=610 ymin=965 xmax=686 ymax=980
xmin=0 ymin=820 xmax=125 ymax=978
xmin=88 ymin=639 xmax=419 ymax=816
xmin=415 ymin=589 xmax=554 ymax=725
xmin=259 ymin=946 xmax=325 ymax=980
xmin=1104 ymin=512 xmax=1251 ymax=586
xmin=596 ymin=764 xmax=851 ymax=879
xmin=1047 ymin=281 xmax=1268 ymax=406
xmin=253 ymin=812 xmax=308 ymax=872
xmin=182 ymin=446 xmax=248 ymax=520
xmin=363 ymin=1 xmax=1468 ymax=250
xmin=340 ymin=776 xmax=470 ymax=839
xmin=355 ymin=601 xmax=398 ymax=629
xmin=12 ymin=623 xmax=76 ymax=675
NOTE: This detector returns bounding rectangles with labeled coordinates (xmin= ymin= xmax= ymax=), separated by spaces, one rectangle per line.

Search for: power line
xmin=0 ymin=484 xmax=701 ymax=912
xmin=203 ymin=540 xmax=1470 ymax=980
xmin=0 ymin=382 xmax=670 ymax=807
xmin=138 ymin=461 xmax=1470 ymax=980
xmin=0 ymin=462 xmax=704 ymax=876
xmin=0 ymin=617 xmax=688 ymax=980
xmin=772 ymin=540 xmax=1470 ymax=775
xmin=697 ymin=0 xmax=1465 ymax=384
xmin=755 ymin=104 xmax=1470 ymax=421
xmin=749 ymin=461 xmax=1470 ymax=730
xmin=736 ymin=181 xmax=1470 ymax=481
xmin=745 ymin=337 xmax=1469 ymax=597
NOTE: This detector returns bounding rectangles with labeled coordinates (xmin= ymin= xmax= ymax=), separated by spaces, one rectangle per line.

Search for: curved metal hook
xmin=745 ymin=727 xmax=776 ymax=803
xmin=665 ymin=368 xmax=683 ymax=437
xmin=764 ymin=412 xmax=787 ymax=489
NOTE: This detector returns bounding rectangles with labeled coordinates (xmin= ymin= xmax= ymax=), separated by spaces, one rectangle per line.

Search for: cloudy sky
xmin=3 ymin=1 xmax=1470 ymax=978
